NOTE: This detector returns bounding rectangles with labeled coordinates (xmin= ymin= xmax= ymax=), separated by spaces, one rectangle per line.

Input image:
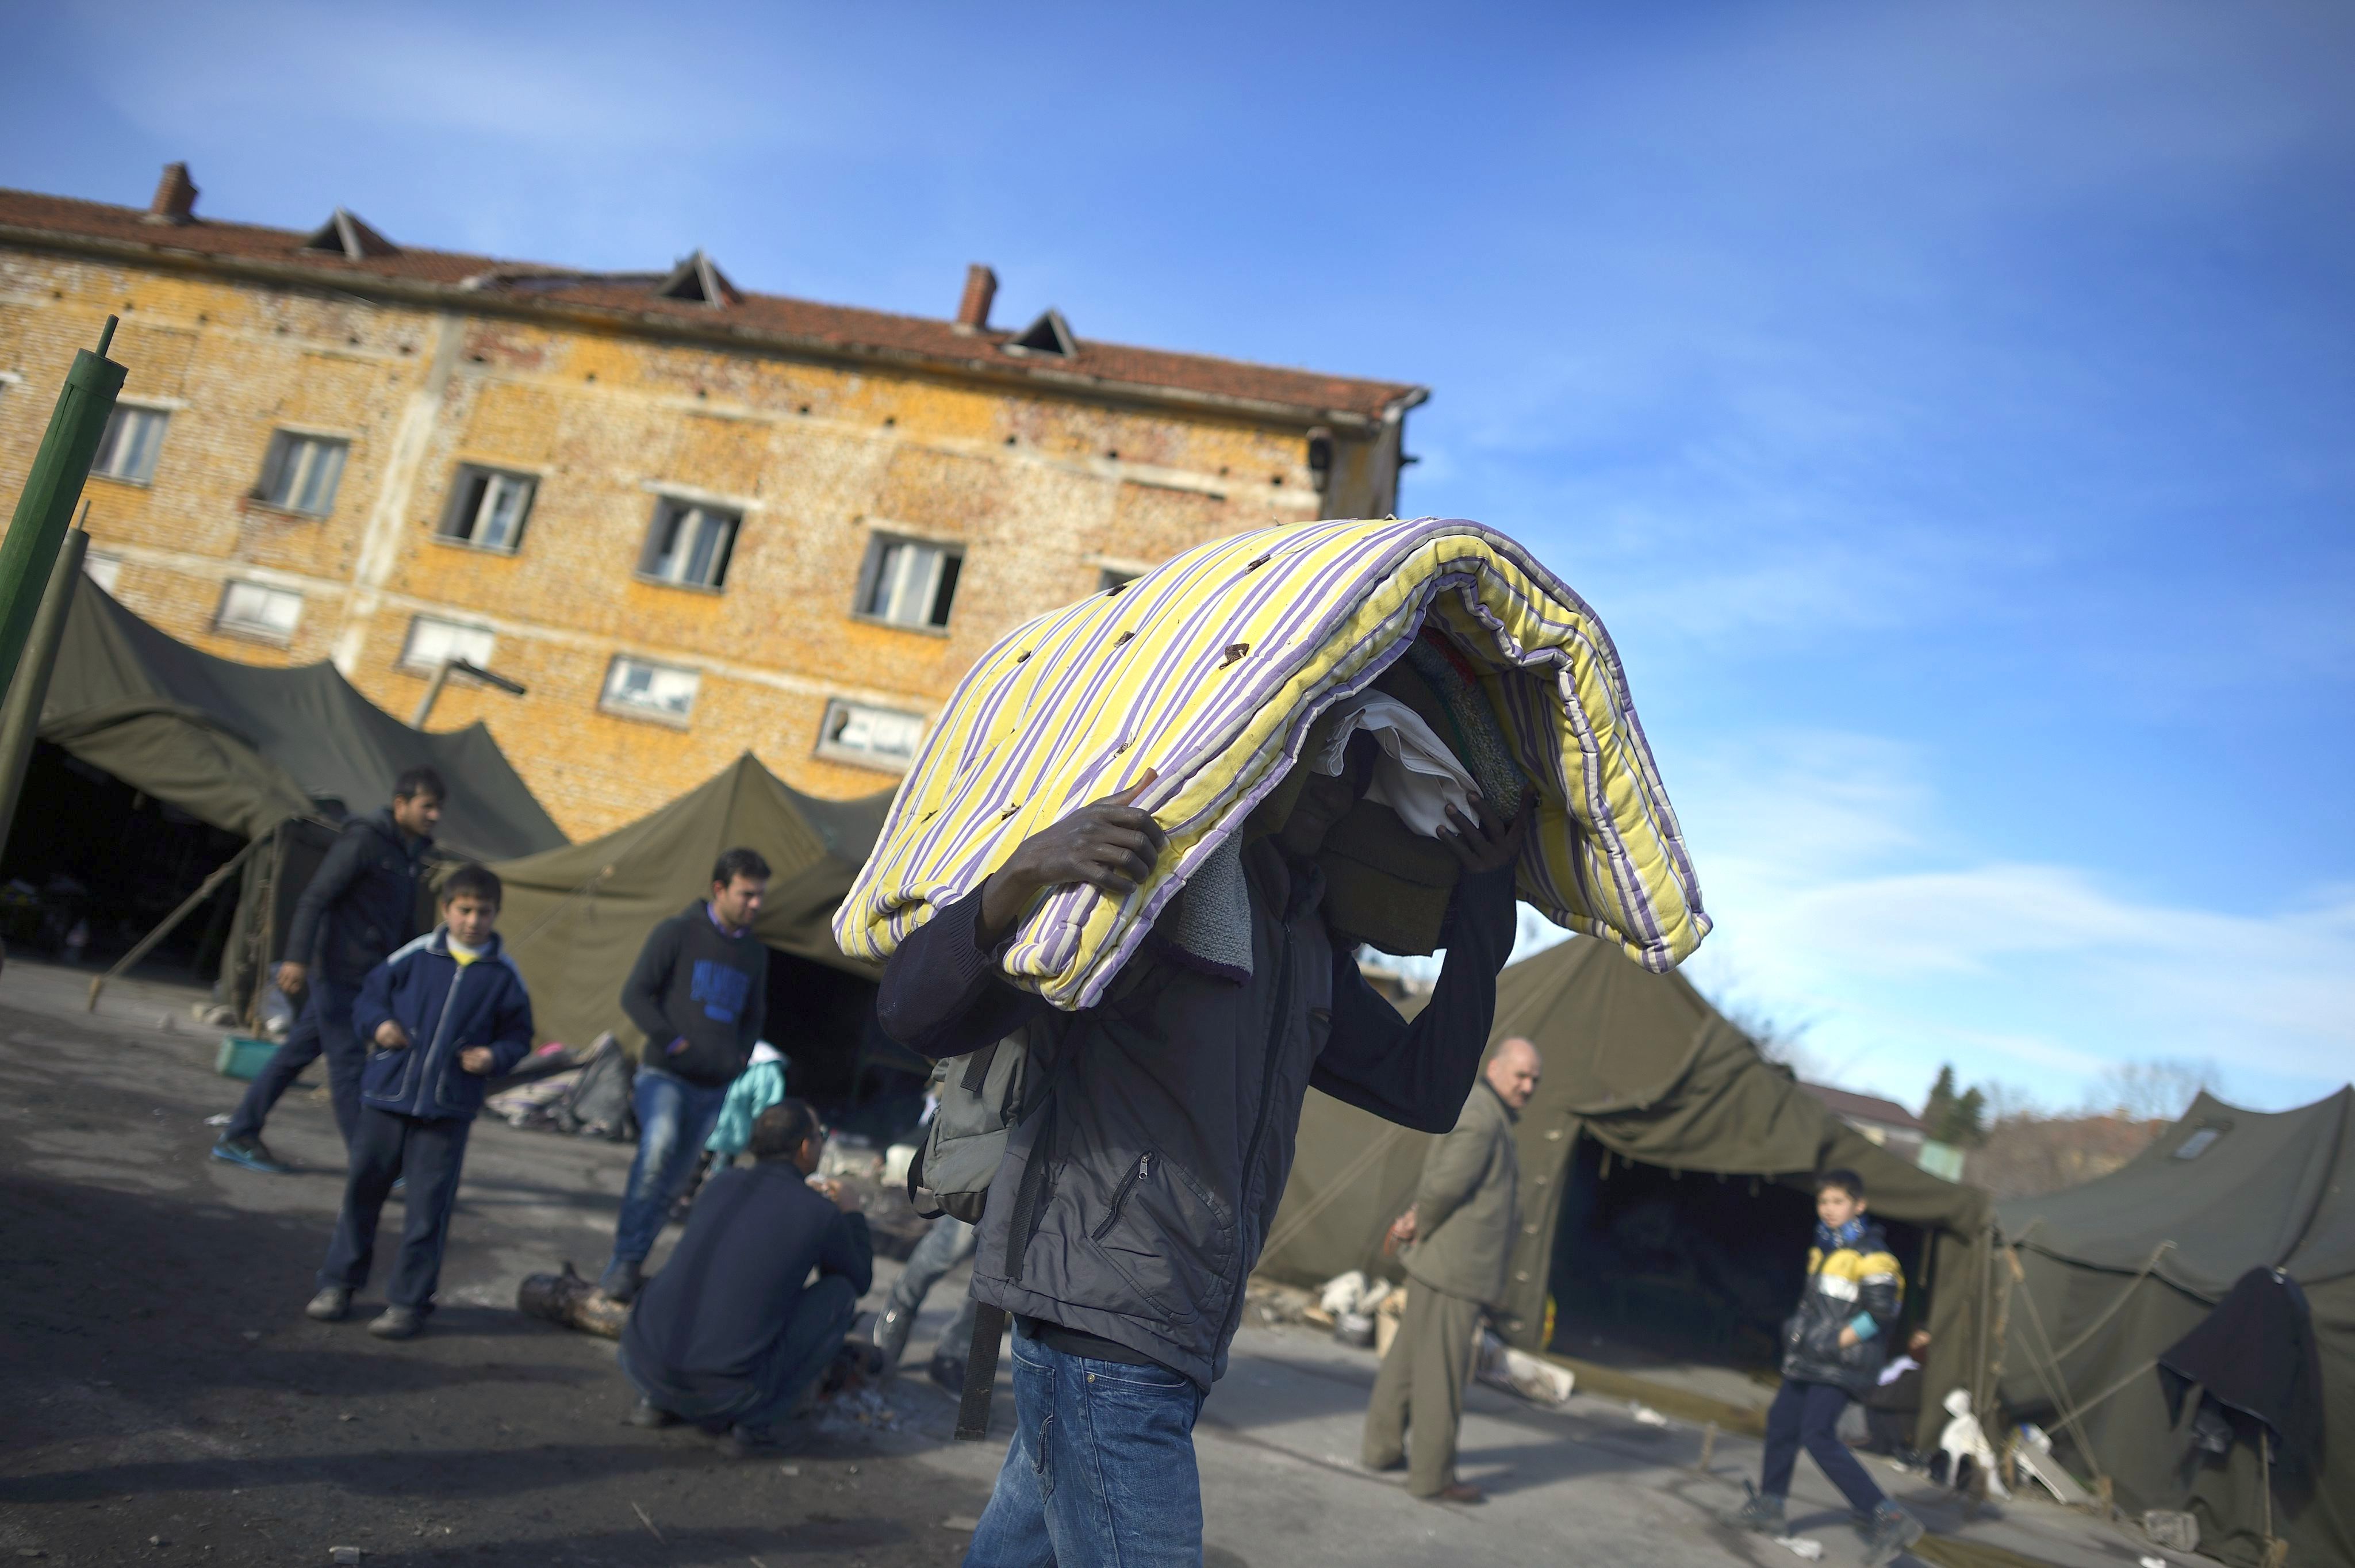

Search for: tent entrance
xmin=1546 ymin=1132 xmax=1929 ymax=1373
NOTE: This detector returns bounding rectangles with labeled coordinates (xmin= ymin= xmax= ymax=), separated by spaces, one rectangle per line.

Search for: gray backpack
xmin=906 ymin=1021 xmax=1066 ymax=1224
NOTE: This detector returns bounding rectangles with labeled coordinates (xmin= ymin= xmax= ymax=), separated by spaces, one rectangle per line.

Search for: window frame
xmin=398 ymin=615 xmax=498 ymax=675
xmin=213 ymin=579 xmax=304 ymax=644
xmin=436 ymin=464 xmax=538 ymax=554
xmin=853 ymin=531 xmax=964 ymax=634
xmin=814 ymin=696 xmax=927 ymax=773
xmin=255 ymin=430 xmax=351 ymax=517
xmin=84 ymin=551 xmax=125 ymax=595
xmin=637 ymin=497 xmax=742 ymax=593
xmin=598 ymin=653 xmax=701 ymax=727
xmin=90 ymin=403 xmax=172 ymax=485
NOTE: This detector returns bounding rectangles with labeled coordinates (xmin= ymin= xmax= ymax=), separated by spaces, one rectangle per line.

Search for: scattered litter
xmin=2141 ymin=1558 xmax=2166 ymax=1568
xmin=1772 ymin=1537 xmax=1823 ymax=1561
xmin=815 ymin=1381 xmax=900 ymax=1435
xmin=1629 ymin=1401 xmax=1669 ymax=1427
xmin=148 ymin=1539 xmax=166 ymax=1548
xmin=2143 ymin=1511 xmax=2199 ymax=1552
xmin=778 ymin=1465 xmax=799 ymax=1477
xmin=241 ymin=1331 xmax=260 ymax=1342
xmin=1334 ymin=1310 xmax=1375 ymax=1349
xmin=152 ymin=1107 xmax=166 ymax=1117
xmin=338 ymin=1413 xmax=355 ymax=1423
xmin=205 ymin=1114 xmax=231 ymax=1127
xmin=940 ymin=1516 xmax=981 ymax=1532
xmin=630 ymin=1502 xmax=663 ymax=1543
xmin=846 ymin=1465 xmax=859 ymax=1475
xmin=1474 ymin=1331 xmax=1573 ymax=1405
xmin=17 ymin=1548 xmax=48 ymax=1558
xmin=329 ymin=1550 xmax=363 ymax=1566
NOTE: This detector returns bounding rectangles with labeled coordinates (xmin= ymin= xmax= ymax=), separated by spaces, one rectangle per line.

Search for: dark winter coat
xmin=1781 ymin=1220 xmax=1904 ymax=1397
xmin=351 ymin=927 xmax=534 ymax=1121
xmin=877 ymin=841 xmax=1517 ymax=1391
xmin=282 ymin=808 xmax=431 ymax=988
xmin=619 ymin=902 xmax=769 ymax=1088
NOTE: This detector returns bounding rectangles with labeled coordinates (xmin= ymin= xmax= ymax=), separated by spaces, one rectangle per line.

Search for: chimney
xmin=954 ymin=264 xmax=998 ymax=334
xmin=144 ymin=162 xmax=199 ymax=225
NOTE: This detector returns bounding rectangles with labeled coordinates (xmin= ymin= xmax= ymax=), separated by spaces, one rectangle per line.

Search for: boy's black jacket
xmin=1781 ymin=1219 xmax=1904 ymax=1396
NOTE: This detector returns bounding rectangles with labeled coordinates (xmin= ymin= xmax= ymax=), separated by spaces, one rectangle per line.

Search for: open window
xmin=400 ymin=616 xmax=496 ymax=674
xmin=439 ymin=466 xmax=536 ymax=553
xmin=214 ymin=580 xmax=302 ymax=643
xmin=639 ymin=498 xmax=740 ymax=591
xmin=816 ymin=698 xmax=925 ymax=772
xmin=91 ymin=404 xmax=170 ymax=484
xmin=601 ymin=655 xmax=700 ymax=725
xmin=856 ymin=534 xmax=962 ymax=631
xmin=256 ymin=431 xmax=348 ymax=516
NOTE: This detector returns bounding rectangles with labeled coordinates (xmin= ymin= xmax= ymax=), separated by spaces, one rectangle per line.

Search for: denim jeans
xmin=317 ymin=1107 xmax=471 ymax=1310
xmin=226 ymin=977 xmax=365 ymax=1149
xmin=608 ymin=1065 xmax=730 ymax=1267
xmin=619 ymin=1274 xmax=859 ymax=1433
xmin=884 ymin=1214 xmax=980 ymax=1364
xmin=965 ymin=1322 xmax=1206 ymax=1568
xmin=1761 ymin=1377 xmax=1886 ymax=1515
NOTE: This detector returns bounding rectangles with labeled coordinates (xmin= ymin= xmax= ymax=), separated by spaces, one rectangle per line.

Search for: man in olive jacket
xmin=1361 ymin=1036 xmax=1541 ymax=1503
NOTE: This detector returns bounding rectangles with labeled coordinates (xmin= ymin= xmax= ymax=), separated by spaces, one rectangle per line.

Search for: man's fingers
xmin=1095 ymin=768 xmax=1160 ymax=809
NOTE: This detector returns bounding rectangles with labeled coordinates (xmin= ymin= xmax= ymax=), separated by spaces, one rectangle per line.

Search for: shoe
xmin=1861 ymin=1502 xmax=1924 ymax=1567
xmin=596 ymin=1259 xmax=643 ymax=1304
xmin=1362 ymin=1453 xmax=1405 ymax=1474
xmin=927 ymin=1354 xmax=967 ymax=1394
xmin=213 ymin=1136 xmax=291 ymax=1175
xmin=390 ymin=1176 xmax=406 ymax=1196
xmin=722 ymin=1420 xmax=809 ymax=1459
xmin=369 ymin=1306 xmax=424 ymax=1340
xmin=1728 ymin=1488 xmax=1788 ymax=1534
xmin=1424 ymin=1482 xmax=1486 ymax=1505
xmin=872 ymin=1303 xmax=916 ymax=1369
xmin=305 ymin=1285 xmax=352 ymax=1322
xmin=626 ymin=1400 xmax=680 ymax=1429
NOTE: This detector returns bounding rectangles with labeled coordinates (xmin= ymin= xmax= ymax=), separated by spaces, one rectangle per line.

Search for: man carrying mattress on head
xmin=877 ymin=692 xmax=1534 ymax=1568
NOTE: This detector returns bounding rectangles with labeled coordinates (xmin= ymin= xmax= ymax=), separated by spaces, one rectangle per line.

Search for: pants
xmin=1360 ymin=1278 xmax=1484 ymax=1497
xmin=619 ymin=1274 xmax=860 ymax=1433
xmin=226 ymin=977 xmax=365 ymax=1148
xmin=885 ymin=1215 xmax=980 ymax=1364
xmin=317 ymin=1107 xmax=471 ymax=1310
xmin=609 ymin=1065 xmax=730 ymax=1267
xmin=1762 ymin=1378 xmax=1888 ymax=1515
xmin=965 ymin=1322 xmax=1206 ymax=1568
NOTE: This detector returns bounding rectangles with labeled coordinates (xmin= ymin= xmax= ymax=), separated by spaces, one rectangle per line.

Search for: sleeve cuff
xmin=1850 ymin=1313 xmax=1878 ymax=1340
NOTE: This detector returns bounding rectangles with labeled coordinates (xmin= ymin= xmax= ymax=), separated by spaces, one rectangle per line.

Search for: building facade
xmin=0 ymin=166 xmax=1425 ymax=838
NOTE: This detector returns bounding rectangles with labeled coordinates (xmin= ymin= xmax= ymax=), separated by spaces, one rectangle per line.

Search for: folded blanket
xmin=834 ymin=517 xmax=1709 ymax=1008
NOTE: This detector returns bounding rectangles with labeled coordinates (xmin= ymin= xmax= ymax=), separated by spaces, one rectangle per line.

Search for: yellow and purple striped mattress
xmin=834 ymin=517 xmax=1708 ymax=1007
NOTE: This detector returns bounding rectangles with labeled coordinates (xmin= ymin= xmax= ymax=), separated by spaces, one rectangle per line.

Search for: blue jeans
xmin=225 ymin=977 xmax=365 ymax=1149
xmin=619 ymin=1274 xmax=860 ymax=1433
xmin=1762 ymin=1377 xmax=1886 ymax=1515
xmin=965 ymin=1323 xmax=1206 ymax=1568
xmin=608 ymin=1065 xmax=730 ymax=1268
xmin=317 ymin=1107 xmax=471 ymax=1310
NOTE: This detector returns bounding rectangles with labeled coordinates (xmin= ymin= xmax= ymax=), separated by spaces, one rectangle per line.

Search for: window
xmin=91 ymin=405 xmax=170 ymax=482
xmin=401 ymin=615 xmax=496 ymax=674
xmin=601 ymin=655 xmax=700 ymax=723
xmin=215 ymin=580 xmax=302 ymax=642
xmin=857 ymin=535 xmax=962 ymax=630
xmin=816 ymin=698 xmax=925 ymax=772
xmin=257 ymin=431 xmax=348 ymax=516
xmin=639 ymin=499 xmax=740 ymax=591
xmin=2173 ymin=1126 xmax=2224 ymax=1160
xmin=84 ymin=552 xmax=124 ymax=595
xmin=439 ymin=466 xmax=536 ymax=552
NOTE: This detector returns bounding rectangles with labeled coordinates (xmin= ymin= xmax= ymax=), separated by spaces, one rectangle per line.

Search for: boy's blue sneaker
xmin=212 ymin=1135 xmax=290 ymax=1175
xmin=1861 ymin=1502 xmax=1924 ymax=1566
xmin=1727 ymin=1487 xmax=1786 ymax=1534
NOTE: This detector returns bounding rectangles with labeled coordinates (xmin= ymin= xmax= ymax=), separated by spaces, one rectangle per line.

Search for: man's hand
xmin=977 ymin=776 xmax=1167 ymax=946
xmin=1382 ymin=1204 xmax=1419 ymax=1256
xmin=459 ymin=1046 xmax=496 ymax=1075
xmin=373 ymin=1019 xmax=412 ymax=1051
xmin=1439 ymin=785 xmax=1538 ymax=875
xmin=274 ymin=960 xmax=309 ymax=996
xmin=1838 ymin=1325 xmax=1862 ymax=1350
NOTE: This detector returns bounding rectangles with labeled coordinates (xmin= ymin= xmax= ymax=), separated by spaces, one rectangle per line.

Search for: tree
xmin=2082 ymin=1058 xmax=2219 ymax=1123
xmin=1921 ymin=1064 xmax=1988 ymax=1147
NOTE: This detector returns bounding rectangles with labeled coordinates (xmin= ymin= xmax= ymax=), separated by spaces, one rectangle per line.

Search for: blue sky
xmin=7 ymin=1 xmax=2350 ymax=1114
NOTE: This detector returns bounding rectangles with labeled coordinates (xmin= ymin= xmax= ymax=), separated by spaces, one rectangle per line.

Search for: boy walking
xmin=1734 ymin=1169 xmax=1924 ymax=1563
xmin=305 ymin=864 xmax=532 ymax=1340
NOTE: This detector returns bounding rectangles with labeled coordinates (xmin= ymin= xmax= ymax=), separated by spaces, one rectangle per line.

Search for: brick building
xmin=0 ymin=165 xmax=1425 ymax=838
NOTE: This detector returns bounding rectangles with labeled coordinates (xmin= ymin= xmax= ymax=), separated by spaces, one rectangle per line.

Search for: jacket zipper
xmin=1092 ymin=1152 xmax=1152 ymax=1240
xmin=418 ymin=956 xmax=470 ymax=1114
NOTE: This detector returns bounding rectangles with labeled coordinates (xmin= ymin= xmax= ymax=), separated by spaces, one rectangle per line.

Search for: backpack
xmin=554 ymin=1034 xmax=638 ymax=1141
xmin=906 ymin=1020 xmax=1066 ymax=1224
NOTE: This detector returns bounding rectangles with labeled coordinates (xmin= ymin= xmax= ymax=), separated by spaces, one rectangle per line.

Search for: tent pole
xmin=0 ymin=512 xmax=88 ymax=862
xmin=87 ymin=835 xmax=264 ymax=1012
xmin=412 ymin=657 xmax=455 ymax=729
xmin=0 ymin=317 xmax=123 ymax=691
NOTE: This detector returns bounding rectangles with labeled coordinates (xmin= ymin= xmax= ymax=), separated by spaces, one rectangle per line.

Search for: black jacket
xmin=1781 ymin=1220 xmax=1904 ymax=1397
xmin=619 ymin=902 xmax=769 ymax=1087
xmin=282 ymin=809 xmax=430 ymax=988
xmin=621 ymin=1161 xmax=872 ymax=1405
xmin=878 ymin=842 xmax=1517 ymax=1390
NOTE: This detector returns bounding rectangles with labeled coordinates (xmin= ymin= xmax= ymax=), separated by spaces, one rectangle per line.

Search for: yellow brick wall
xmin=1 ymin=246 xmax=1402 ymax=842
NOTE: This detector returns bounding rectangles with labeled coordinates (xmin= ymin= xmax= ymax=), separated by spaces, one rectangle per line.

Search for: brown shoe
xmin=1425 ymin=1483 xmax=1486 ymax=1505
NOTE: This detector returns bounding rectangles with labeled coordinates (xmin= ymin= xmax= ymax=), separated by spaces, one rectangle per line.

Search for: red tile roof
xmin=0 ymin=185 xmax=1425 ymax=426
xmin=1800 ymin=1081 xmax=1928 ymax=1135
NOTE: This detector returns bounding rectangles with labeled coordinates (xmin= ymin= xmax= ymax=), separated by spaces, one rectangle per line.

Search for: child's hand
xmin=1838 ymin=1326 xmax=1861 ymax=1350
xmin=459 ymin=1046 xmax=496 ymax=1075
xmin=374 ymin=1020 xmax=412 ymax=1050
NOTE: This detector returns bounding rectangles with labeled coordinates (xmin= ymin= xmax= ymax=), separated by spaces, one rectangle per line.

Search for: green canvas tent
xmin=1260 ymin=934 xmax=1996 ymax=1441
xmin=487 ymin=754 xmax=892 ymax=1074
xmin=1996 ymin=1090 xmax=2353 ymax=1568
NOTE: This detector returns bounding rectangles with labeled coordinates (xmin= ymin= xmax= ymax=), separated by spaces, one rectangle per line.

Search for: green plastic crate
xmin=215 ymin=1034 xmax=277 ymax=1080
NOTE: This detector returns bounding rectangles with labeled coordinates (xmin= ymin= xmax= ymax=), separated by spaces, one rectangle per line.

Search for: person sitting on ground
xmin=305 ymin=862 xmax=531 ymax=1340
xmin=596 ymin=847 xmax=773 ymax=1304
xmin=1731 ymin=1168 xmax=1925 ymax=1565
xmin=1861 ymin=1326 xmax=1932 ymax=1462
xmin=215 ymin=766 xmax=445 ymax=1174
xmin=617 ymin=1099 xmax=871 ymax=1456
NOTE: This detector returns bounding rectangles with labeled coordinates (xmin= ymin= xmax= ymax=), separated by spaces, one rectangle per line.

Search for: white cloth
xmin=750 ymin=1040 xmax=785 ymax=1068
xmin=1310 ymin=692 xmax=1480 ymax=837
xmin=1877 ymin=1354 xmax=1919 ymax=1387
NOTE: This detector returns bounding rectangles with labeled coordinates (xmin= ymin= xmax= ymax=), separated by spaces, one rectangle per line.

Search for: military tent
xmin=1996 ymin=1090 xmax=2353 ymax=1568
xmin=1261 ymin=934 xmax=1995 ymax=1442
xmin=486 ymin=754 xmax=895 ymax=1105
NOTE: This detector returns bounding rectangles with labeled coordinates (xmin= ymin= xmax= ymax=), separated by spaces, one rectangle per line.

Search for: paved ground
xmin=1 ymin=958 xmax=2195 ymax=1568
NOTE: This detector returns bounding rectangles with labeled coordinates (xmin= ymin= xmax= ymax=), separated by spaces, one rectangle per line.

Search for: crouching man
xmin=617 ymin=1100 xmax=870 ymax=1456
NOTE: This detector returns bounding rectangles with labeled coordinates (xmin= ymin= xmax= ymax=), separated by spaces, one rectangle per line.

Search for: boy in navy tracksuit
xmin=305 ymin=864 xmax=532 ymax=1340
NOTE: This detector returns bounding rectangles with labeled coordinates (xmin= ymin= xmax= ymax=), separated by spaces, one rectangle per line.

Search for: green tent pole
xmin=0 ymin=512 xmax=90 ymax=862
xmin=0 ymin=316 xmax=125 ymax=690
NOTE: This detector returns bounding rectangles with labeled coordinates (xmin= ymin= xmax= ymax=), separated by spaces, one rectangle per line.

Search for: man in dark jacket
xmin=619 ymin=1099 xmax=870 ymax=1456
xmin=213 ymin=767 xmax=443 ymax=1173
xmin=305 ymin=862 xmax=532 ymax=1339
xmin=1732 ymin=1169 xmax=1924 ymax=1566
xmin=877 ymin=731 xmax=1531 ymax=1567
xmin=596 ymin=847 xmax=772 ymax=1302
